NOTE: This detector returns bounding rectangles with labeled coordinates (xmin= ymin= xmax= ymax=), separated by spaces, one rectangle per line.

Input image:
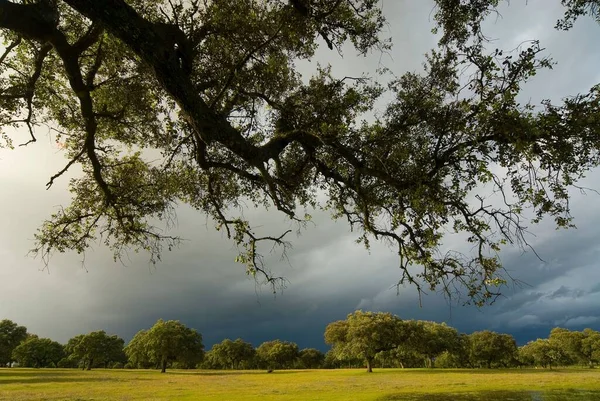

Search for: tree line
xmin=2 ymin=311 xmax=600 ymax=372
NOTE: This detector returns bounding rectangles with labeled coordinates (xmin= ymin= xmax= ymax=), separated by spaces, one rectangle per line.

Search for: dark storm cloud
xmin=1 ymin=0 xmax=600 ymax=351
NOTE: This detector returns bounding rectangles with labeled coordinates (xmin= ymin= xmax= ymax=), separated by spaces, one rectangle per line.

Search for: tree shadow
xmin=378 ymin=390 xmax=600 ymax=401
xmin=167 ymin=369 xmax=312 ymax=376
xmin=0 ymin=376 xmax=138 ymax=385
xmin=0 ymin=370 xmax=154 ymax=384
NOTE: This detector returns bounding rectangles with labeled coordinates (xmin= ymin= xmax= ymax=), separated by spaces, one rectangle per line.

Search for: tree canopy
xmin=124 ymin=319 xmax=204 ymax=373
xmin=325 ymin=310 xmax=406 ymax=372
xmin=255 ymin=339 xmax=299 ymax=370
xmin=11 ymin=335 xmax=65 ymax=368
xmin=0 ymin=0 xmax=599 ymax=304
xmin=205 ymin=338 xmax=256 ymax=369
xmin=0 ymin=319 xmax=28 ymax=367
xmin=65 ymin=330 xmax=126 ymax=370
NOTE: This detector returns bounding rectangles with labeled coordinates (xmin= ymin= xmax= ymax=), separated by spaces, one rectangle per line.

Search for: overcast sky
xmin=1 ymin=0 xmax=600 ymax=351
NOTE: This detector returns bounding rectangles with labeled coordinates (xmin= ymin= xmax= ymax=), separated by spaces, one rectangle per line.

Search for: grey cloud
xmin=563 ymin=316 xmax=600 ymax=328
xmin=547 ymin=286 xmax=585 ymax=300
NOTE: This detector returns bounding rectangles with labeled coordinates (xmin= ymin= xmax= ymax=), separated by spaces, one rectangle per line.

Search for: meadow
xmin=2 ymin=368 xmax=600 ymax=401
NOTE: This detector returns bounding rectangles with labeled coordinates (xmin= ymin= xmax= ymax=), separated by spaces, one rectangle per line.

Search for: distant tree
xmin=454 ymin=334 xmax=473 ymax=368
xmin=415 ymin=321 xmax=460 ymax=368
xmin=580 ymin=328 xmax=600 ymax=367
xmin=298 ymin=348 xmax=325 ymax=369
xmin=57 ymin=357 xmax=78 ymax=368
xmin=256 ymin=340 xmax=299 ymax=371
xmin=325 ymin=311 xmax=406 ymax=373
xmin=124 ymin=330 xmax=151 ymax=369
xmin=468 ymin=331 xmax=518 ymax=368
xmin=549 ymin=327 xmax=585 ymax=366
xmin=0 ymin=319 xmax=28 ymax=367
xmin=65 ymin=331 xmax=126 ymax=370
xmin=125 ymin=319 xmax=204 ymax=373
xmin=207 ymin=338 xmax=256 ymax=370
xmin=434 ymin=351 xmax=463 ymax=368
xmin=519 ymin=338 xmax=568 ymax=368
xmin=12 ymin=336 xmax=64 ymax=368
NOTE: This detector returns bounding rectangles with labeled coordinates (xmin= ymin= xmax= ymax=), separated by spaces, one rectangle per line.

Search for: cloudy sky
xmin=1 ymin=0 xmax=600 ymax=351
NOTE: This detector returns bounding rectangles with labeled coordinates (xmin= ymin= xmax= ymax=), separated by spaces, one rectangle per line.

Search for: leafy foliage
xmin=12 ymin=335 xmax=65 ymax=368
xmin=0 ymin=319 xmax=27 ymax=366
xmin=65 ymin=331 xmax=126 ymax=370
xmin=468 ymin=330 xmax=517 ymax=368
xmin=124 ymin=319 xmax=204 ymax=372
xmin=205 ymin=338 xmax=256 ymax=369
xmin=298 ymin=348 xmax=325 ymax=369
xmin=255 ymin=339 xmax=299 ymax=370
xmin=325 ymin=310 xmax=406 ymax=372
xmin=0 ymin=0 xmax=598 ymax=303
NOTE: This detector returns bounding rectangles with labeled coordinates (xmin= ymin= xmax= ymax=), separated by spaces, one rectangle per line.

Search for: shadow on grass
xmin=379 ymin=390 xmax=600 ymax=401
xmin=166 ymin=369 xmax=314 ymax=377
xmin=0 ymin=377 xmax=139 ymax=385
xmin=0 ymin=370 xmax=154 ymax=385
xmin=375 ymin=368 xmax=587 ymax=375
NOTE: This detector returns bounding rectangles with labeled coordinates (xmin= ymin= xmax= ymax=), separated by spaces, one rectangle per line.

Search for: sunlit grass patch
xmin=1 ymin=368 xmax=600 ymax=401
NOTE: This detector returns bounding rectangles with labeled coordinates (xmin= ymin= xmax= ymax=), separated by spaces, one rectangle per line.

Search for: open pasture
xmin=2 ymin=368 xmax=600 ymax=401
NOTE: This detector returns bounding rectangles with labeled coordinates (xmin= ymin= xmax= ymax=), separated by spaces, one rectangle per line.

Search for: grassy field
xmin=1 ymin=368 xmax=600 ymax=400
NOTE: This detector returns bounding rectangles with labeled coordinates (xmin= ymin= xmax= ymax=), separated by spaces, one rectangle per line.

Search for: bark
xmin=366 ymin=358 xmax=373 ymax=373
xmin=161 ymin=360 xmax=167 ymax=373
xmin=62 ymin=0 xmax=266 ymax=165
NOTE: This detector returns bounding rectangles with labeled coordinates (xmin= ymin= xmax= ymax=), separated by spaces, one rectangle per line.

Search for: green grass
xmin=1 ymin=368 xmax=600 ymax=400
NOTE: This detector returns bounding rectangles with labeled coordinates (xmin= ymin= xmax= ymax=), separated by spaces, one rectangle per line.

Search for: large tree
xmin=0 ymin=1 xmax=599 ymax=303
xmin=11 ymin=335 xmax=65 ymax=368
xmin=468 ymin=330 xmax=518 ymax=368
xmin=414 ymin=321 xmax=460 ymax=368
xmin=325 ymin=310 xmax=406 ymax=372
xmin=65 ymin=330 xmax=126 ymax=370
xmin=519 ymin=338 xmax=569 ymax=369
xmin=125 ymin=319 xmax=204 ymax=373
xmin=206 ymin=338 xmax=256 ymax=370
xmin=0 ymin=319 xmax=27 ymax=367
xmin=255 ymin=339 xmax=299 ymax=370
xmin=298 ymin=348 xmax=325 ymax=369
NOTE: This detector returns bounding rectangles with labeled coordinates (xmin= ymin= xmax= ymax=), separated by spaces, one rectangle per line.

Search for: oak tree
xmin=125 ymin=319 xmax=204 ymax=372
xmin=206 ymin=338 xmax=256 ymax=370
xmin=0 ymin=1 xmax=599 ymax=304
xmin=468 ymin=330 xmax=517 ymax=368
xmin=11 ymin=335 xmax=65 ymax=368
xmin=0 ymin=319 xmax=27 ymax=367
xmin=255 ymin=339 xmax=299 ymax=370
xmin=65 ymin=330 xmax=126 ymax=370
xmin=298 ymin=347 xmax=325 ymax=369
xmin=325 ymin=310 xmax=405 ymax=372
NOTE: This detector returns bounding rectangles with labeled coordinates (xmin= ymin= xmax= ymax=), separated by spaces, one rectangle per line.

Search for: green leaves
xmin=0 ymin=0 xmax=598 ymax=305
xmin=125 ymin=319 xmax=204 ymax=372
xmin=66 ymin=331 xmax=125 ymax=370
xmin=325 ymin=311 xmax=405 ymax=372
xmin=256 ymin=339 xmax=299 ymax=370
xmin=12 ymin=336 xmax=65 ymax=368
xmin=0 ymin=319 xmax=28 ymax=366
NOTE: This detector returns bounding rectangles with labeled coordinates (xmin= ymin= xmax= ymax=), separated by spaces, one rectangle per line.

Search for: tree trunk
xmin=366 ymin=358 xmax=373 ymax=373
xmin=161 ymin=360 xmax=167 ymax=373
